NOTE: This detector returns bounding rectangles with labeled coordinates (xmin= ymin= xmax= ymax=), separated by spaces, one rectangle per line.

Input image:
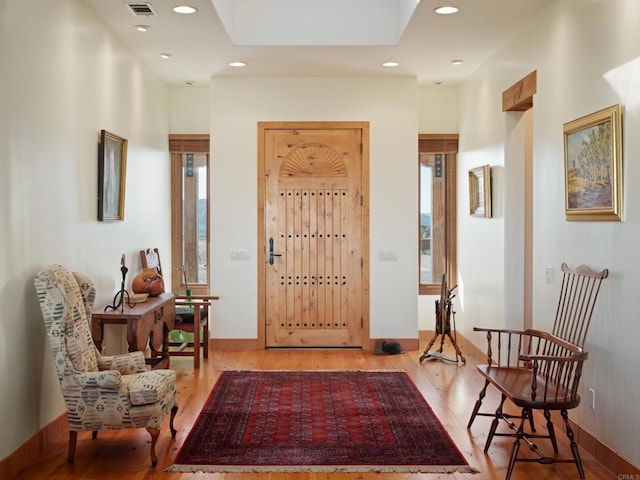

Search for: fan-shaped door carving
xmin=280 ymin=143 xmax=347 ymax=177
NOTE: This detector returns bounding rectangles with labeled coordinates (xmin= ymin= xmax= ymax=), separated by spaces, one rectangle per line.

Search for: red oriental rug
xmin=167 ymin=370 xmax=477 ymax=474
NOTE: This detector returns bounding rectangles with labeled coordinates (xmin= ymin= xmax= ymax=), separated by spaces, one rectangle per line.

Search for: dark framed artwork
xmin=563 ymin=104 xmax=622 ymax=221
xmin=98 ymin=130 xmax=127 ymax=221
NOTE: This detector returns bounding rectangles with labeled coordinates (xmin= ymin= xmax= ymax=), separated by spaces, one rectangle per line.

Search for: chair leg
xmin=562 ymin=409 xmax=585 ymax=479
xmin=467 ymin=379 xmax=490 ymax=428
xmin=544 ymin=409 xmax=558 ymax=453
xmin=529 ymin=408 xmax=536 ymax=432
xmin=193 ymin=307 xmax=200 ymax=369
xmin=484 ymin=393 xmax=507 ymax=453
xmin=146 ymin=427 xmax=160 ymax=467
xmin=170 ymin=404 xmax=178 ymax=438
xmin=506 ymin=408 xmax=528 ymax=480
xmin=67 ymin=431 xmax=77 ymax=463
xmin=203 ymin=322 xmax=209 ymax=359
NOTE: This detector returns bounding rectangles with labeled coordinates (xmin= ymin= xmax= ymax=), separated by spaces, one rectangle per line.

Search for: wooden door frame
xmin=257 ymin=121 xmax=370 ymax=350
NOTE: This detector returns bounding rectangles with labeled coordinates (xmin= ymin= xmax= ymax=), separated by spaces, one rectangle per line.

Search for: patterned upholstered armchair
xmin=34 ymin=265 xmax=178 ymax=466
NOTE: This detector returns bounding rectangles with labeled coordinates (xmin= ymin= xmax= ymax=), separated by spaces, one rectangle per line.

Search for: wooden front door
xmin=259 ymin=122 xmax=368 ymax=348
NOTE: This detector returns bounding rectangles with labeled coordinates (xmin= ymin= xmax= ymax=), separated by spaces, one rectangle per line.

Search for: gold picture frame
xmin=563 ymin=104 xmax=622 ymax=221
xmin=98 ymin=130 xmax=128 ymax=221
xmin=469 ymin=165 xmax=491 ymax=218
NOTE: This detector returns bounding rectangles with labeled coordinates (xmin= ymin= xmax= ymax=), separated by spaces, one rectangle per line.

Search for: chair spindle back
xmin=550 ymin=262 xmax=609 ymax=350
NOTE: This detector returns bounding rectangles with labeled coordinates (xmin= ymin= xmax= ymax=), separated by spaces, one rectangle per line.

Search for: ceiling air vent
xmin=126 ymin=3 xmax=158 ymax=16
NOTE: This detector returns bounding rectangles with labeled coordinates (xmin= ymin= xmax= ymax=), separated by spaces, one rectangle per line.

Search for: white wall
xmin=170 ymin=86 xmax=210 ymax=133
xmin=0 ymin=0 xmax=171 ymax=460
xmin=418 ymin=85 xmax=459 ymax=134
xmin=456 ymin=0 xmax=640 ymax=467
xmin=209 ymin=76 xmax=419 ymax=341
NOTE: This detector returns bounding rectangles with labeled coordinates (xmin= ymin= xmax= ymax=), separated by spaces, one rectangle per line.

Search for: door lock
xmin=268 ymin=237 xmax=282 ymax=265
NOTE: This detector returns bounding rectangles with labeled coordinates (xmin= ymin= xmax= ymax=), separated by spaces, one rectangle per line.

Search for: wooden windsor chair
xmin=467 ymin=262 xmax=608 ymax=480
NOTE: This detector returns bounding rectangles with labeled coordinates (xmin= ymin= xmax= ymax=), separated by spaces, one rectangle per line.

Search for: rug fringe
xmin=166 ymin=464 xmax=480 ymax=474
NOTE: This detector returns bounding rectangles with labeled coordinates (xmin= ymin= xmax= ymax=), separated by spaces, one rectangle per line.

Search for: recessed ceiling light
xmin=382 ymin=61 xmax=399 ymax=68
xmin=173 ymin=5 xmax=197 ymax=14
xmin=451 ymin=59 xmax=463 ymax=65
xmin=434 ymin=6 xmax=459 ymax=15
xmin=135 ymin=25 xmax=150 ymax=32
xmin=229 ymin=61 xmax=247 ymax=67
xmin=160 ymin=53 xmax=172 ymax=59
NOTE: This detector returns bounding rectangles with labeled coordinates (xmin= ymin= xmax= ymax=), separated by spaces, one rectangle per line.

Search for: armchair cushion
xmin=98 ymin=351 xmax=147 ymax=374
xmin=125 ymin=369 xmax=177 ymax=406
xmin=73 ymin=370 xmax=122 ymax=389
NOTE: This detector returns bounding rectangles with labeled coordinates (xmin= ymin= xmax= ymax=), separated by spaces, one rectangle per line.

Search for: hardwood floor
xmin=14 ymin=343 xmax=617 ymax=480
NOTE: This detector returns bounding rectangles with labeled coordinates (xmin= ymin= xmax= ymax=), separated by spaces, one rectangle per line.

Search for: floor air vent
xmin=126 ymin=3 xmax=158 ymax=16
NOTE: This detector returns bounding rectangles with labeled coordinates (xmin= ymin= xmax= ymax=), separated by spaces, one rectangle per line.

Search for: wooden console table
xmin=91 ymin=293 xmax=176 ymax=369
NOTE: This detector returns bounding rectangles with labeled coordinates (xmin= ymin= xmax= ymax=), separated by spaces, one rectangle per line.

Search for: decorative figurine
xmin=105 ymin=254 xmax=133 ymax=312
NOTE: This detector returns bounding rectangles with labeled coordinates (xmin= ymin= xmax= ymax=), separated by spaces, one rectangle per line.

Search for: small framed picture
xmin=563 ymin=104 xmax=622 ymax=221
xmin=98 ymin=130 xmax=127 ymax=221
xmin=469 ymin=165 xmax=491 ymax=218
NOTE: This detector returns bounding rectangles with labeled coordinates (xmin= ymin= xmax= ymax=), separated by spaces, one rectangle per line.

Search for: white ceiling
xmin=84 ymin=0 xmax=550 ymax=87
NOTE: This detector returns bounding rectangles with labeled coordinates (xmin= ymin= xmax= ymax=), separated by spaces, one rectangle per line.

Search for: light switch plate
xmin=378 ymin=250 xmax=398 ymax=261
xmin=230 ymin=249 xmax=250 ymax=260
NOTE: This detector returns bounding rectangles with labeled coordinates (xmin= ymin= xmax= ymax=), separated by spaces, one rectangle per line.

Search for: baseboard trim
xmin=570 ymin=420 xmax=640 ymax=475
xmin=0 ymin=412 xmax=68 ymax=479
xmin=210 ymin=338 xmax=259 ymax=350
xmin=210 ymin=338 xmax=421 ymax=352
xmin=418 ymin=329 xmax=639 ymax=476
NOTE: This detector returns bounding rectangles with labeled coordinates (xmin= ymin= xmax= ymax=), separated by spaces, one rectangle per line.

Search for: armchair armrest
xmin=474 ymin=327 xmax=583 ymax=368
xmin=97 ymin=351 xmax=146 ymax=374
xmin=522 ymin=329 xmax=585 ymax=353
xmin=474 ymin=326 xmax=531 ymax=367
xmin=519 ymin=352 xmax=588 ymax=363
xmin=73 ymin=370 xmax=122 ymax=388
xmin=473 ymin=326 xmax=527 ymax=335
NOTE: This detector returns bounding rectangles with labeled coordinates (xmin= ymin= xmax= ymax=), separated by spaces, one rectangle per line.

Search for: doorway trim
xmin=257 ymin=121 xmax=370 ymax=350
xmin=503 ymin=71 xmax=536 ymax=331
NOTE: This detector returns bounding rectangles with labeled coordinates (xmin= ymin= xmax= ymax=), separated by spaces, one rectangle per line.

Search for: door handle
xmin=268 ymin=237 xmax=282 ymax=265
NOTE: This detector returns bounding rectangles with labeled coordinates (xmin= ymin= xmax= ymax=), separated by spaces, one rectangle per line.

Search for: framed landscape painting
xmin=563 ymin=104 xmax=622 ymax=221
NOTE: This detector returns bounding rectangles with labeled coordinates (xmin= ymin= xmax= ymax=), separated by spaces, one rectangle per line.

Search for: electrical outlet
xmin=589 ymin=388 xmax=596 ymax=410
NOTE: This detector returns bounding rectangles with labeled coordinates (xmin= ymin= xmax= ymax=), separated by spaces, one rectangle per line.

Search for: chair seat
xmin=477 ymin=365 xmax=581 ymax=410
xmin=175 ymin=306 xmax=208 ymax=325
